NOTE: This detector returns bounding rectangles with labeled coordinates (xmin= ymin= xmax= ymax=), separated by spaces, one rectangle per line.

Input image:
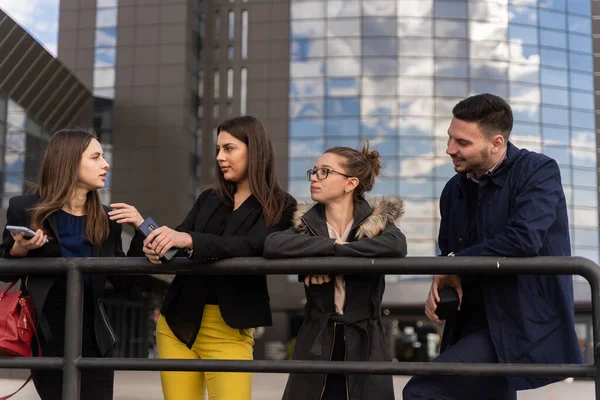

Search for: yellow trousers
xmin=157 ymin=305 xmax=254 ymax=400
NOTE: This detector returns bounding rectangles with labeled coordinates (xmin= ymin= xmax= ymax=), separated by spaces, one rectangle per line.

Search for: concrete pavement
xmin=0 ymin=372 xmax=594 ymax=399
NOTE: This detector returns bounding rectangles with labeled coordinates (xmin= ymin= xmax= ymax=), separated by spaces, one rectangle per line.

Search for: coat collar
xmin=194 ymin=191 xmax=262 ymax=235
xmin=457 ymin=141 xmax=521 ymax=192
xmin=293 ymin=197 xmax=404 ymax=239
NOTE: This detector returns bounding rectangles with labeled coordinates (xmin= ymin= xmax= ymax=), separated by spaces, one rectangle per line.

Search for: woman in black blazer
xmin=110 ymin=115 xmax=296 ymax=400
xmin=0 ymin=129 xmax=126 ymax=400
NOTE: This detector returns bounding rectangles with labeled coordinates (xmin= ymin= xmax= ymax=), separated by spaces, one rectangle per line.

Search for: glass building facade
xmin=0 ymin=93 xmax=51 ymax=207
xmin=288 ymin=0 xmax=598 ymax=274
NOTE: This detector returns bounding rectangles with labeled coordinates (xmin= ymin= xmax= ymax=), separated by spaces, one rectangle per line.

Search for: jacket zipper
xmin=97 ymin=299 xmax=117 ymax=343
xmin=319 ymin=322 xmax=337 ymax=400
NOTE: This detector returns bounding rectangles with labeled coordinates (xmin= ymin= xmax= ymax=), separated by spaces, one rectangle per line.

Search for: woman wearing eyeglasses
xmin=264 ymin=142 xmax=407 ymax=400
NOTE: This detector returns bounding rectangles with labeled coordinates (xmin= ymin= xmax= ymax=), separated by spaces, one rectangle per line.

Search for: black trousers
xmin=322 ymin=323 xmax=347 ymax=400
xmin=33 ymin=284 xmax=114 ymax=400
xmin=402 ymin=329 xmax=517 ymax=400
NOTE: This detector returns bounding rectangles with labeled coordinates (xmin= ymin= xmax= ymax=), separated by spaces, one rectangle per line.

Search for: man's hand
xmin=424 ymin=274 xmax=463 ymax=324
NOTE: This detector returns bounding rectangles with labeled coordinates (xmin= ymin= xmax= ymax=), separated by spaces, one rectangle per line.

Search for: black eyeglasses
xmin=306 ymin=168 xmax=352 ymax=181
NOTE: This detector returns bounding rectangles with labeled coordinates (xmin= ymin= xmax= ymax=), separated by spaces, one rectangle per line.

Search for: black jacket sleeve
xmin=0 ymin=197 xmax=28 ymax=282
xmin=264 ymin=228 xmax=336 ymax=258
xmin=185 ymin=198 xmax=297 ymax=262
xmin=333 ymin=225 xmax=407 ymax=257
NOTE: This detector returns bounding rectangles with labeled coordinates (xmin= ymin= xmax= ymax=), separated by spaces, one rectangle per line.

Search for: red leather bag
xmin=0 ymin=281 xmax=40 ymax=399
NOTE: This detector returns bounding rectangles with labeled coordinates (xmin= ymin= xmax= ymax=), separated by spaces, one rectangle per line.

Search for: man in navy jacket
xmin=403 ymin=93 xmax=583 ymax=399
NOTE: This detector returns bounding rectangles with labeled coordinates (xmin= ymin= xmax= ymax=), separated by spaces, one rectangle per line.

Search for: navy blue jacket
xmin=438 ymin=142 xmax=583 ymax=390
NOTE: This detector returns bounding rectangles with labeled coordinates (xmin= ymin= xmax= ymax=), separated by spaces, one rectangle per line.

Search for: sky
xmin=0 ymin=0 xmax=59 ymax=56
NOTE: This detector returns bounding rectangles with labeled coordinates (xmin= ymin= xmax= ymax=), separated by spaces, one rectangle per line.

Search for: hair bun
xmin=361 ymin=141 xmax=382 ymax=177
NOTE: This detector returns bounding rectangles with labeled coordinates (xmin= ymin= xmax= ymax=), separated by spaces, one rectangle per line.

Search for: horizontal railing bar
xmin=0 ymin=357 xmax=64 ymax=369
xmin=75 ymin=358 xmax=595 ymax=378
xmin=0 ymin=257 xmax=597 ymax=280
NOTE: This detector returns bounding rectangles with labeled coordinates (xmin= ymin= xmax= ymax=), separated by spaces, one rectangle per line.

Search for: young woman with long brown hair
xmin=0 ymin=129 xmax=126 ymax=400
xmin=110 ymin=115 xmax=296 ymax=400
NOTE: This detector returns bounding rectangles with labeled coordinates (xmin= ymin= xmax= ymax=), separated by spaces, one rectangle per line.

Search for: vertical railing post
xmin=584 ymin=260 xmax=600 ymax=400
xmin=62 ymin=264 xmax=83 ymax=400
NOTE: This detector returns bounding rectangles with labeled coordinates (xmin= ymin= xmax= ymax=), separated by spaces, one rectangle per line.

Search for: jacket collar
xmin=293 ymin=197 xmax=404 ymax=239
xmin=458 ymin=141 xmax=520 ymax=191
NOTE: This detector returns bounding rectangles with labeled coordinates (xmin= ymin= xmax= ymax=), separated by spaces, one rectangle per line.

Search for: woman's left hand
xmin=144 ymin=226 xmax=192 ymax=258
xmin=304 ymin=274 xmax=331 ymax=286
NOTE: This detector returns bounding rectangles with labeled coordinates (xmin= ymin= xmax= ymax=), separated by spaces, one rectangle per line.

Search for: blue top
xmin=55 ymin=209 xmax=91 ymax=258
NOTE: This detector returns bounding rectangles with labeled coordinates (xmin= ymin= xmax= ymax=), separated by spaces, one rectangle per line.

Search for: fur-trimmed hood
xmin=292 ymin=197 xmax=404 ymax=240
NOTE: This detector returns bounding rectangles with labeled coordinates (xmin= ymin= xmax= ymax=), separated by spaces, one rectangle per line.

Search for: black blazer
xmin=128 ymin=189 xmax=296 ymax=345
xmin=0 ymin=193 xmax=126 ymax=356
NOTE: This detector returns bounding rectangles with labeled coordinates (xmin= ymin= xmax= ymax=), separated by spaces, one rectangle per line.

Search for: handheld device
xmin=6 ymin=226 xmax=37 ymax=239
xmin=138 ymin=217 xmax=179 ymax=262
xmin=434 ymin=287 xmax=460 ymax=320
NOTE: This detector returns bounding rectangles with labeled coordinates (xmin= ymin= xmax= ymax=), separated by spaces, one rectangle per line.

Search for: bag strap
xmin=0 ymin=281 xmax=18 ymax=299
xmin=0 ymin=298 xmax=42 ymax=400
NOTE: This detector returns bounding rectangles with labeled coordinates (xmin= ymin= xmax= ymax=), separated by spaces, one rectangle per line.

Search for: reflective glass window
xmin=362 ymin=117 xmax=397 ymax=136
xmin=471 ymin=61 xmax=508 ymax=80
xmin=543 ymin=145 xmax=570 ymax=165
xmin=570 ymin=91 xmax=594 ymax=110
xmin=512 ymin=103 xmax=541 ymax=123
xmin=510 ymin=82 xmax=541 ymax=103
xmin=94 ymin=48 xmax=116 ymax=67
xmin=370 ymin=137 xmax=398 ymax=157
xmin=539 ymin=9 xmax=567 ymax=30
xmin=362 ymin=1 xmax=396 ymax=16
xmin=326 ymin=136 xmax=361 ymax=149
xmin=569 ymin=52 xmax=593 ymax=72
xmin=540 ymin=48 xmax=568 ymax=68
xmin=571 ymin=110 xmax=595 ymax=130
xmin=399 ymin=179 xmax=434 ymax=199
xmin=542 ymin=87 xmax=569 ymax=107
xmin=573 ymin=168 xmax=597 ymax=186
xmin=242 ymin=10 xmax=248 ymax=59
xmin=568 ymin=14 xmax=591 ymax=34
xmin=539 ymin=0 xmax=566 ymax=12
xmin=328 ymin=19 xmax=361 ymax=37
xmin=435 ymin=59 xmax=468 ymax=78
xmin=573 ymin=188 xmax=597 ymax=207
xmin=326 ymin=97 xmax=360 ymax=117
xmin=397 ymin=0 xmax=433 ymax=17
xmin=290 ymin=118 xmax=324 ymax=137
xmin=95 ymin=28 xmax=117 ymax=47
xmin=291 ymin=20 xmax=325 ymax=39
xmin=574 ymin=228 xmax=599 ymax=248
xmin=435 ymin=39 xmax=468 ymax=58
xmin=572 ymin=149 xmax=596 ymax=168
xmin=289 ymin=137 xmax=325 ymax=158
xmin=398 ymin=78 xmax=434 ymax=97
xmin=471 ymin=80 xmax=509 ymax=99
xmin=399 ymin=138 xmax=434 ymax=157
xmin=470 ymin=1 xmax=508 ymax=23
xmin=327 ymin=1 xmax=361 ymax=18
xmin=542 ymin=105 xmax=569 ymax=126
xmin=571 ymin=129 xmax=595 ymax=148
xmin=435 ymin=1 xmax=467 ymax=19
xmin=397 ymin=18 xmax=433 ymax=37
xmin=540 ymin=29 xmax=567 ymax=49
xmin=362 ymin=58 xmax=397 ymax=76
xmin=543 ymin=126 xmax=570 ymax=145
xmin=290 ymin=158 xmax=317 ymax=179
xmin=363 ymin=38 xmax=397 ymax=57
xmin=509 ymin=43 xmax=540 ymax=63
xmin=399 ymin=38 xmax=433 ymax=57
xmin=327 ymin=38 xmax=360 ymax=57
xmin=291 ymin=1 xmax=324 ymax=19
xmin=508 ymin=5 xmax=537 ymax=25
xmin=327 ymin=58 xmax=360 ymax=76
xmin=291 ymin=60 xmax=325 ymax=78
xmin=362 ymin=17 xmax=396 ymax=36
xmin=509 ymin=64 xmax=539 ymax=84
xmin=435 ymin=19 xmax=467 ymax=38
xmin=93 ymin=68 xmax=115 ymax=87
xmin=568 ymin=0 xmax=591 ymax=16
xmin=291 ymin=39 xmax=325 ymax=59
xmin=470 ymin=22 xmax=508 ymax=42
xmin=398 ymin=98 xmax=435 ymax=116
xmin=328 ymin=77 xmax=359 ymax=96
xmin=435 ymin=79 xmax=468 ymax=97
xmin=362 ymin=77 xmax=396 ymax=96
xmin=228 ymin=10 xmax=234 ymax=40
xmin=541 ymin=67 xmax=569 ymax=87
xmin=470 ymin=41 xmax=509 ymax=61
xmin=509 ymin=25 xmax=538 ymax=46
xmin=361 ymin=97 xmax=396 ymax=116
xmin=399 ymin=117 xmax=434 ymax=137
xmin=570 ymin=71 xmax=593 ymax=91
xmin=569 ymin=33 xmax=592 ymax=53
xmin=289 ymin=98 xmax=325 ymax=118
xmin=96 ymin=8 xmax=117 ymax=28
xmin=399 ymin=57 xmax=434 ymax=76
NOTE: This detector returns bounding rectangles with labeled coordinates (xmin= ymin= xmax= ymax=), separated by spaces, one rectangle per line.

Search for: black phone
xmin=435 ymin=287 xmax=460 ymax=320
xmin=138 ymin=217 xmax=179 ymax=262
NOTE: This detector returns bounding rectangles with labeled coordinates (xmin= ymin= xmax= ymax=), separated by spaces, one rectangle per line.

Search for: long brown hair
xmin=30 ymin=129 xmax=109 ymax=245
xmin=215 ymin=115 xmax=288 ymax=227
xmin=325 ymin=140 xmax=382 ymax=202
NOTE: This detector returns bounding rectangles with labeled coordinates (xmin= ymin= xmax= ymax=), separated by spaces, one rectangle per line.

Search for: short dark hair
xmin=452 ymin=93 xmax=513 ymax=140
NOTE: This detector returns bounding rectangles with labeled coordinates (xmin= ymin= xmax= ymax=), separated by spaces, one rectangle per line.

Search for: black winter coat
xmin=264 ymin=197 xmax=407 ymax=400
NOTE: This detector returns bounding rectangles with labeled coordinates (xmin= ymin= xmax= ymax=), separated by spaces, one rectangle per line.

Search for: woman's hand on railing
xmin=304 ymin=274 xmax=331 ymax=286
xmin=143 ymin=226 xmax=192 ymax=262
xmin=10 ymin=229 xmax=47 ymax=256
